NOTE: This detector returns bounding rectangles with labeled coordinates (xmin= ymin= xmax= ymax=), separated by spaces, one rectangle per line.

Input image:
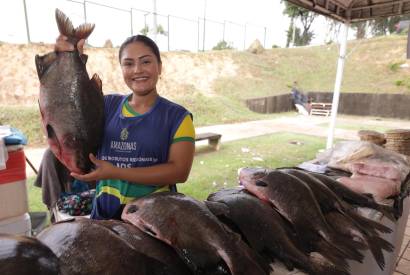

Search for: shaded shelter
xmin=286 ymin=0 xmax=410 ymax=148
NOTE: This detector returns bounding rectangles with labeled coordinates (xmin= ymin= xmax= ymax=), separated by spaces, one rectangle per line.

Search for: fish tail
xmin=332 ymin=233 xmax=365 ymax=263
xmin=319 ymin=231 xmax=364 ymax=263
xmin=348 ymin=211 xmax=392 ymax=234
xmin=367 ymin=235 xmax=394 ymax=271
xmin=316 ymin=239 xmax=350 ymax=270
xmin=308 ymin=253 xmax=350 ymax=275
xmin=367 ymin=236 xmax=390 ymax=270
xmin=376 ymin=204 xmax=396 ymax=222
xmin=55 ymin=9 xmax=95 ymax=45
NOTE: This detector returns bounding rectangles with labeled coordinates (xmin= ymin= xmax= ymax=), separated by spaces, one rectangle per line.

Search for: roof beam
xmin=351 ymin=0 xmax=410 ymax=11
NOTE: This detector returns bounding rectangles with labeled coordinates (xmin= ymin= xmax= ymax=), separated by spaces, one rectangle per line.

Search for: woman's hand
xmin=54 ymin=35 xmax=85 ymax=54
xmin=70 ymin=154 xmax=116 ymax=182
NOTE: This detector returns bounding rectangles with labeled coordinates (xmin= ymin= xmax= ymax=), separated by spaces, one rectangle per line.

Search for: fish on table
xmin=206 ymin=187 xmax=347 ymax=275
xmin=239 ymin=168 xmax=364 ymax=272
xmin=0 ymin=233 xmax=60 ymax=275
xmin=281 ymin=168 xmax=394 ymax=270
xmin=122 ymin=191 xmax=270 ymax=275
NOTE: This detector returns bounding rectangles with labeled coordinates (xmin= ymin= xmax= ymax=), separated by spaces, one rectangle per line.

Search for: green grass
xmin=27 ymin=132 xmax=325 ymax=210
xmin=179 ymin=132 xmax=325 ymax=200
xmin=27 ymin=177 xmax=48 ymax=212
xmin=0 ymin=106 xmax=44 ymax=147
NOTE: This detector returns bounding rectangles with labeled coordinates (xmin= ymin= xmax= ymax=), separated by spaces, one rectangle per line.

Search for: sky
xmin=0 ymin=0 xmax=353 ymax=51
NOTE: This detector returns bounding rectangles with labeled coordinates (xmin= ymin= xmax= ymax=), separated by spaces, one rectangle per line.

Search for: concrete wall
xmin=246 ymin=92 xmax=410 ymax=119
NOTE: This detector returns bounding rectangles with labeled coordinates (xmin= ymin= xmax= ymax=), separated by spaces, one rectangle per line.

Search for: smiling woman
xmin=48 ymin=33 xmax=196 ymax=220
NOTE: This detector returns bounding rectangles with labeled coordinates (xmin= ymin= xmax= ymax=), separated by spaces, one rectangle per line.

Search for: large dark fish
xmin=96 ymin=219 xmax=192 ymax=275
xmin=35 ymin=9 xmax=104 ymax=174
xmin=122 ymin=192 xmax=268 ymax=275
xmin=37 ymin=219 xmax=169 ymax=275
xmin=282 ymin=169 xmax=392 ymax=232
xmin=206 ymin=187 xmax=348 ymax=275
xmin=308 ymin=172 xmax=396 ymax=221
xmin=240 ymin=168 xmax=364 ymax=269
xmin=281 ymin=168 xmax=394 ymax=270
xmin=0 ymin=233 xmax=60 ymax=275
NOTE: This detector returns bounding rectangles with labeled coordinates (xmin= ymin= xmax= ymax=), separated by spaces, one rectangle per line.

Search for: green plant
xmin=212 ymin=40 xmax=233 ymax=50
xmin=395 ymin=79 xmax=405 ymax=86
xmin=155 ymin=24 xmax=168 ymax=36
xmin=389 ymin=62 xmax=402 ymax=72
xmin=140 ymin=25 xmax=149 ymax=35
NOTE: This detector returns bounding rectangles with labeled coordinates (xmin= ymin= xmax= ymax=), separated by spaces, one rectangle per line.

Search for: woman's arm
xmin=71 ymin=141 xmax=195 ymax=185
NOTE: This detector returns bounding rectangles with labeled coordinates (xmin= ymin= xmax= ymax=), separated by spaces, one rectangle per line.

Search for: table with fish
xmin=2 ymin=166 xmax=409 ymax=275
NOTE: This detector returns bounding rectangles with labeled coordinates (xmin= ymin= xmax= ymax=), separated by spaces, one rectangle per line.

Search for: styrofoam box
xmin=0 ymin=145 xmax=28 ymax=220
xmin=0 ymin=179 xmax=29 ymax=220
xmin=0 ymin=213 xmax=32 ymax=236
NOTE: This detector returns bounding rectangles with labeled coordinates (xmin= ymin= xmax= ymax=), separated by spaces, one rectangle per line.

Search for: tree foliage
xmin=369 ymin=15 xmax=410 ymax=36
xmin=351 ymin=21 xmax=367 ymax=39
xmin=282 ymin=1 xmax=317 ymax=47
xmin=212 ymin=40 xmax=234 ymax=50
xmin=286 ymin=26 xmax=314 ymax=46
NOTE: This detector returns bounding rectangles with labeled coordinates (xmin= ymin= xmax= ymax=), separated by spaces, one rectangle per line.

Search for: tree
xmin=370 ymin=15 xmax=410 ymax=36
xmin=352 ymin=21 xmax=367 ymax=39
xmin=139 ymin=24 xmax=168 ymax=36
xmin=286 ymin=26 xmax=314 ymax=46
xmin=282 ymin=1 xmax=317 ymax=47
xmin=212 ymin=40 xmax=234 ymax=50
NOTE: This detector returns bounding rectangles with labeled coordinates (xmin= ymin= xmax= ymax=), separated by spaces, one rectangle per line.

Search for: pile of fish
xmin=2 ymin=167 xmax=399 ymax=275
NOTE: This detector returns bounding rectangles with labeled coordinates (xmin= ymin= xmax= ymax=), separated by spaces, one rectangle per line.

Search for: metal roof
xmin=286 ymin=0 xmax=410 ymax=22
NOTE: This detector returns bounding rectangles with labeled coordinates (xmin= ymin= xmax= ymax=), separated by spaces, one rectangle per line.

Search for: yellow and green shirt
xmin=91 ymin=94 xmax=195 ymax=220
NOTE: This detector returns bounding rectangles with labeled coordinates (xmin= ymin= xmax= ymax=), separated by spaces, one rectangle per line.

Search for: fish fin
xmin=38 ymin=100 xmax=44 ymax=119
xmin=204 ymin=201 xmax=230 ymax=217
xmin=90 ymin=73 xmax=103 ymax=93
xmin=309 ymin=253 xmax=350 ymax=275
xmin=55 ymin=9 xmax=75 ymax=38
xmin=318 ymin=230 xmax=364 ymax=263
xmin=368 ymin=236 xmax=394 ymax=270
xmin=331 ymin=233 xmax=365 ymax=263
xmin=35 ymin=52 xmax=57 ymax=79
xmin=316 ymin=239 xmax=350 ymax=271
xmin=348 ymin=210 xmax=393 ymax=234
xmin=80 ymin=54 xmax=88 ymax=65
xmin=55 ymin=9 xmax=94 ymax=45
xmin=376 ymin=204 xmax=396 ymax=222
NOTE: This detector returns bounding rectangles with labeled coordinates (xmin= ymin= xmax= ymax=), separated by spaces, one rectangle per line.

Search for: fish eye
xmin=255 ymin=180 xmax=268 ymax=187
xmin=127 ymin=205 xmax=139 ymax=213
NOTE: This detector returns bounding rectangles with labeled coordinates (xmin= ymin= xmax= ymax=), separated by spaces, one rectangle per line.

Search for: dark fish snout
xmin=127 ymin=205 xmax=139 ymax=214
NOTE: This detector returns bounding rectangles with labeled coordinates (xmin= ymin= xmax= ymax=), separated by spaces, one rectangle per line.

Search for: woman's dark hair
xmin=118 ymin=35 xmax=161 ymax=63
